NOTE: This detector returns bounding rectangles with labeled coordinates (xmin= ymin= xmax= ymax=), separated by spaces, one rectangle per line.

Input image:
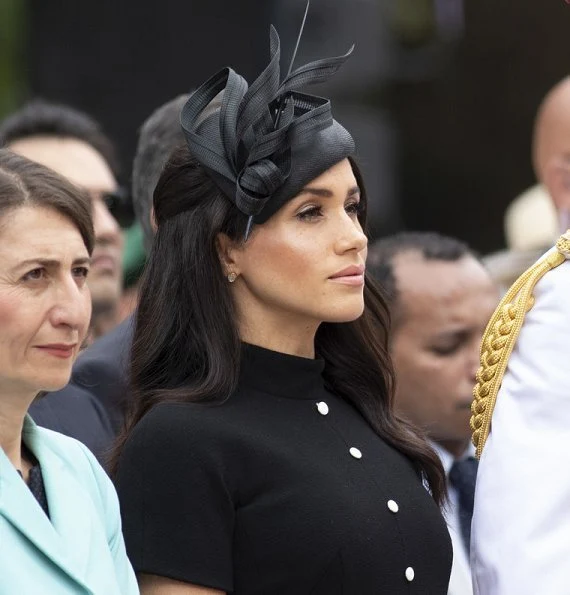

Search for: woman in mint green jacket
xmin=0 ymin=149 xmax=138 ymax=595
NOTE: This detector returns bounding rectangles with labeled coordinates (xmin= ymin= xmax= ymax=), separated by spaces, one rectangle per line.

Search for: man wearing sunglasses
xmin=0 ymin=99 xmax=126 ymax=343
xmin=0 ymin=96 xmax=189 ymax=460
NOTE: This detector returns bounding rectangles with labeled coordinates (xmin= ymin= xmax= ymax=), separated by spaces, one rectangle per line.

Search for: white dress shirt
xmin=432 ymin=442 xmax=475 ymax=595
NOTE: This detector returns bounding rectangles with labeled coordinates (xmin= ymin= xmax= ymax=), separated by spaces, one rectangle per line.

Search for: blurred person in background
xmin=119 ymin=222 xmax=146 ymax=320
xmin=368 ymin=232 xmax=498 ymax=595
xmin=483 ymin=77 xmax=570 ymax=292
xmin=27 ymin=94 xmax=190 ymax=451
xmin=470 ymin=77 xmax=570 ymax=594
xmin=531 ymin=77 xmax=570 ymax=232
xmin=0 ymin=99 xmax=125 ymax=344
xmin=0 ymin=149 xmax=137 ymax=594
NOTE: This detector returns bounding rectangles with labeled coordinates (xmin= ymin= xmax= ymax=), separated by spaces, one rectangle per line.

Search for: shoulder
xmin=123 ymin=401 xmax=235 ymax=454
xmin=31 ymin=424 xmax=119 ymax=515
xmin=28 ymin=387 xmax=114 ymax=457
xmin=34 ymin=425 xmax=109 ymax=482
xmin=472 ymin=243 xmax=570 ymax=456
xmin=34 ymin=423 xmax=94 ymax=458
xmin=117 ymin=400 xmax=251 ymax=485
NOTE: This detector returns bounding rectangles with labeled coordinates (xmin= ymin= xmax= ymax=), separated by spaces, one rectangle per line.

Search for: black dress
xmin=115 ymin=344 xmax=452 ymax=594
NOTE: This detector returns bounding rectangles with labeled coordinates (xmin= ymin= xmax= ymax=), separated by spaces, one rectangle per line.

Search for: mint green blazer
xmin=0 ymin=416 xmax=138 ymax=595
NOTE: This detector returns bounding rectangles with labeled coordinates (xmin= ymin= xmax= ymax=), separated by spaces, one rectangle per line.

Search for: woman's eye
xmin=296 ymin=206 xmax=323 ymax=221
xmin=345 ymin=201 xmax=362 ymax=216
xmin=22 ymin=268 xmax=45 ymax=282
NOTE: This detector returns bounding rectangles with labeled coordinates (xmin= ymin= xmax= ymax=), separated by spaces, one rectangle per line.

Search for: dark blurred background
xmin=2 ymin=0 xmax=570 ymax=253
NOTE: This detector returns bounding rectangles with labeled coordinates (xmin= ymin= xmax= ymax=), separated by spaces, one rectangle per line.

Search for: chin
xmin=323 ymin=301 xmax=366 ymax=323
xmin=39 ymin=373 xmax=74 ymax=393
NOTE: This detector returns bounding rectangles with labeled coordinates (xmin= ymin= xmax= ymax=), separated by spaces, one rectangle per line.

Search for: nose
xmin=334 ymin=210 xmax=368 ymax=255
xmin=92 ymin=196 xmax=122 ymax=246
xmin=49 ymin=277 xmax=91 ymax=330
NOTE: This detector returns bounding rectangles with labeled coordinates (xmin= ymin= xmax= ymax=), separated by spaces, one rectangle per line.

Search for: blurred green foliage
xmin=391 ymin=0 xmax=436 ymax=47
xmin=0 ymin=0 xmax=27 ymax=120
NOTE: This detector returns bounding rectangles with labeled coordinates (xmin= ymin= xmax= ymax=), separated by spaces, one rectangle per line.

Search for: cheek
xmin=393 ymin=346 xmax=455 ymax=397
xmin=246 ymin=231 xmax=323 ymax=288
xmin=0 ymin=292 xmax=33 ymax=347
xmin=392 ymin=337 xmax=443 ymax=376
xmin=0 ymin=293 xmax=19 ymax=324
xmin=392 ymin=347 xmax=430 ymax=398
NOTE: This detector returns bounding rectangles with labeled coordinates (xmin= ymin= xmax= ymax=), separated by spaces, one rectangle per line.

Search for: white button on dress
xmin=316 ymin=402 xmax=329 ymax=416
xmin=349 ymin=447 xmax=362 ymax=459
xmin=405 ymin=567 xmax=415 ymax=582
xmin=387 ymin=499 xmax=399 ymax=513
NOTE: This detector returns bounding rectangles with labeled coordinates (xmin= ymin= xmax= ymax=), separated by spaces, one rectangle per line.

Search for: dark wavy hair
xmin=110 ymin=145 xmax=446 ymax=504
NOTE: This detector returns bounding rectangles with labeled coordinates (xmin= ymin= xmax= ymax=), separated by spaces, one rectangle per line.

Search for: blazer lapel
xmin=0 ymin=418 xmax=93 ymax=591
xmin=0 ymin=447 xmax=82 ymax=582
xmin=33 ymin=430 xmax=96 ymax=581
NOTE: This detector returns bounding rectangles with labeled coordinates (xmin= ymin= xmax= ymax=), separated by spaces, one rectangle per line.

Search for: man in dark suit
xmin=0 ymin=100 xmax=126 ymax=343
xmin=27 ymin=95 xmax=190 ymax=459
xmin=368 ymin=232 xmax=498 ymax=595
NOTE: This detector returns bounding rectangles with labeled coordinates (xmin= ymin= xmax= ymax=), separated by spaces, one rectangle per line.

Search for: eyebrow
xmin=297 ymin=185 xmax=360 ymax=198
xmin=13 ymin=256 xmax=91 ymax=272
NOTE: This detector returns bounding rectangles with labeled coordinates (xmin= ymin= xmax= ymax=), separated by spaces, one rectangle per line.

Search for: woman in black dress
xmin=113 ymin=25 xmax=452 ymax=595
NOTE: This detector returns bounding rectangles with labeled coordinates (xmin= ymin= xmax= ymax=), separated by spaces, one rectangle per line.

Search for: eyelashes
xmin=22 ymin=268 xmax=46 ymax=282
xmin=346 ymin=201 xmax=364 ymax=216
xmin=72 ymin=267 xmax=90 ymax=278
xmin=296 ymin=206 xmax=322 ymax=221
xmin=21 ymin=266 xmax=90 ymax=284
xmin=296 ymin=200 xmax=363 ymax=222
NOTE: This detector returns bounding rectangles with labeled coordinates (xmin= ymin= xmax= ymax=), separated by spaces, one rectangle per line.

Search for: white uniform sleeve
xmin=471 ymin=259 xmax=570 ymax=595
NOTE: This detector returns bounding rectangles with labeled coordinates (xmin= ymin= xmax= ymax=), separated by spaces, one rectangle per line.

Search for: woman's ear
xmin=216 ymin=232 xmax=241 ymax=275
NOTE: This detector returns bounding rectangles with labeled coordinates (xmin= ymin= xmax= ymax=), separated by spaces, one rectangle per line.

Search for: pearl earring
xmin=227 ymin=272 xmax=237 ymax=283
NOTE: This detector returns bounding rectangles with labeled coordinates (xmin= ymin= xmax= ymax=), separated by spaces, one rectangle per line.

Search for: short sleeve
xmin=114 ymin=404 xmax=235 ymax=592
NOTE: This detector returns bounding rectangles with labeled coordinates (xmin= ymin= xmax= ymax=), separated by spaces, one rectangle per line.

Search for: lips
xmin=329 ymin=264 xmax=365 ymax=279
xmin=328 ymin=264 xmax=365 ymax=286
xmin=35 ymin=344 xmax=77 ymax=359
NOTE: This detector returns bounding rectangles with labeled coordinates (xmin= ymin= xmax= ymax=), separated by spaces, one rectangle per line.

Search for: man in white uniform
xmin=470 ymin=77 xmax=570 ymax=594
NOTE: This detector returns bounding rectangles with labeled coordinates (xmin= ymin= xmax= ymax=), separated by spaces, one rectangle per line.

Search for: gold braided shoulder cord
xmin=470 ymin=232 xmax=570 ymax=458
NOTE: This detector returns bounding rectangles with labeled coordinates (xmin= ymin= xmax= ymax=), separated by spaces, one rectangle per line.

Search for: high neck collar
xmin=239 ymin=342 xmax=326 ymax=400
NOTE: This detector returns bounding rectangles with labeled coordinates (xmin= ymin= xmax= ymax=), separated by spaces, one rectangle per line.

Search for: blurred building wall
xmin=17 ymin=0 xmax=570 ymax=252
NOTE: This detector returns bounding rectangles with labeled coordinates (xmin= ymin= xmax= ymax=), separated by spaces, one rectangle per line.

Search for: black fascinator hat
xmin=180 ymin=15 xmax=355 ymax=234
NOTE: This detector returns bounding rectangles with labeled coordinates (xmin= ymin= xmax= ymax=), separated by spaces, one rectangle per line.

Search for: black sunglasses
xmin=101 ymin=187 xmax=135 ymax=228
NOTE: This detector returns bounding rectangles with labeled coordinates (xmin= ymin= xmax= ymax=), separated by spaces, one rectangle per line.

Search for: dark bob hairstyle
xmin=0 ymin=148 xmax=94 ymax=254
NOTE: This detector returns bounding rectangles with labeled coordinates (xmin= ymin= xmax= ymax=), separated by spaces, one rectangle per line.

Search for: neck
xmin=237 ymin=304 xmax=319 ymax=359
xmin=437 ymin=438 xmax=471 ymax=459
xmin=0 ymin=391 xmax=34 ymax=472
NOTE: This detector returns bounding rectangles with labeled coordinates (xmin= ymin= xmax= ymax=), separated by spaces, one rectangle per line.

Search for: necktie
xmin=449 ymin=457 xmax=478 ymax=554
